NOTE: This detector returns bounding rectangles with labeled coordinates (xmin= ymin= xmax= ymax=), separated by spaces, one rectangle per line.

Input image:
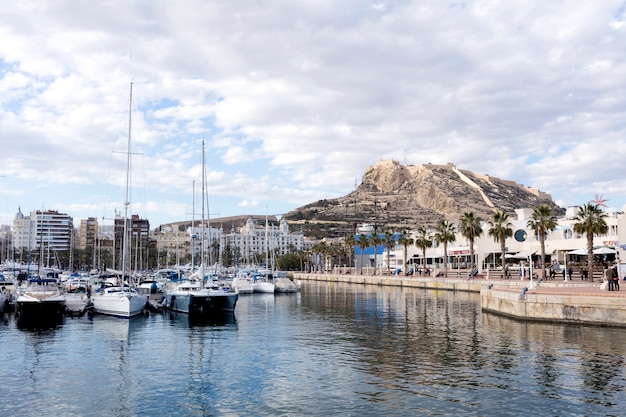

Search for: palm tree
xmin=414 ymin=226 xmax=432 ymax=274
xmin=573 ymin=203 xmax=608 ymax=282
xmin=344 ymin=234 xmax=356 ymax=274
xmin=459 ymin=212 xmax=484 ymax=276
xmin=527 ymin=205 xmax=557 ymax=281
xmin=488 ymin=211 xmax=513 ymax=274
xmin=434 ymin=220 xmax=456 ymax=277
xmin=382 ymin=230 xmax=396 ymax=275
xmin=397 ymin=230 xmax=414 ymax=275
xmin=311 ymin=241 xmax=329 ymax=273
xmin=356 ymin=234 xmax=370 ymax=275
xmin=369 ymin=233 xmax=383 ymax=275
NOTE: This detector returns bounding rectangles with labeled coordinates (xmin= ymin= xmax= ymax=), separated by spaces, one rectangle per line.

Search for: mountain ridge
xmin=283 ymin=160 xmax=564 ymax=239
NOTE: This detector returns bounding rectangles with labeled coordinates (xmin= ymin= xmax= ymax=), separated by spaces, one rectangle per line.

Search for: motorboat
xmin=162 ymin=279 xmax=212 ymax=315
xmin=230 ymin=272 xmax=254 ymax=294
xmin=274 ymin=277 xmax=300 ymax=293
xmin=252 ymin=278 xmax=275 ymax=294
xmin=16 ymin=278 xmax=66 ymax=324
xmin=163 ymin=278 xmax=239 ymax=315
xmin=64 ymin=279 xmax=93 ymax=316
xmin=204 ymin=281 xmax=239 ymax=312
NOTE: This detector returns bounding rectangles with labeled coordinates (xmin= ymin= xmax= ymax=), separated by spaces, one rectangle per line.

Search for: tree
xmin=369 ymin=233 xmax=383 ymax=275
xmin=434 ymin=220 xmax=456 ymax=277
xmin=573 ymin=203 xmax=608 ymax=282
xmin=488 ymin=211 xmax=513 ymax=273
xmin=459 ymin=212 xmax=483 ymax=275
xmin=311 ymin=241 xmax=329 ymax=273
xmin=343 ymin=234 xmax=356 ymax=274
xmin=414 ymin=226 xmax=432 ymax=274
xmin=357 ymin=234 xmax=370 ymax=275
xmin=382 ymin=230 xmax=396 ymax=275
xmin=527 ymin=205 xmax=557 ymax=281
xmin=397 ymin=230 xmax=414 ymax=275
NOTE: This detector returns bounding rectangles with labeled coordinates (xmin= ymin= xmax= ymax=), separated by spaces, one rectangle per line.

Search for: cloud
xmin=1 ymin=0 xmax=626 ymax=227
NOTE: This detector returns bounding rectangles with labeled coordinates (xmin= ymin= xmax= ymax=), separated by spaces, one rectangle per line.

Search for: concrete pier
xmin=293 ymin=272 xmax=626 ymax=327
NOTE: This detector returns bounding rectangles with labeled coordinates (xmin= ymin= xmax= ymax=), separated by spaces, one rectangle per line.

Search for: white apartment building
xmin=12 ymin=208 xmax=74 ymax=252
xmin=154 ymin=216 xmax=305 ymax=268
xmin=222 ymin=217 xmax=305 ymax=265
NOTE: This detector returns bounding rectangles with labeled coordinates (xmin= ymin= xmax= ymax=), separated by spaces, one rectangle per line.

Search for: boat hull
xmin=253 ymin=282 xmax=275 ymax=293
xmin=231 ymin=278 xmax=254 ymax=294
xmin=92 ymin=289 xmax=147 ymax=318
xmin=16 ymin=298 xmax=66 ymax=324
xmin=165 ymin=292 xmax=238 ymax=315
xmin=15 ymin=279 xmax=66 ymax=325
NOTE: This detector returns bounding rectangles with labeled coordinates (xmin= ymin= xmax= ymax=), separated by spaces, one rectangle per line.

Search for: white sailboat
xmin=253 ymin=214 xmax=275 ymax=293
xmin=92 ymin=82 xmax=148 ymax=318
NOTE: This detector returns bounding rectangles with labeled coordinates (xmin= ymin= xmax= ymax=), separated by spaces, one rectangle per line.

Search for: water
xmin=1 ymin=281 xmax=626 ymax=416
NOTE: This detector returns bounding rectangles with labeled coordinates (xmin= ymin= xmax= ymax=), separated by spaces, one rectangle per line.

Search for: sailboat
xmin=253 ymin=213 xmax=275 ymax=293
xmin=162 ymin=140 xmax=238 ymax=316
xmin=91 ymin=82 xmax=148 ymax=318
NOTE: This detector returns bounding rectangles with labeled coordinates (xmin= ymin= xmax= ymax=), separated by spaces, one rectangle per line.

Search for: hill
xmin=283 ymin=160 xmax=564 ymax=239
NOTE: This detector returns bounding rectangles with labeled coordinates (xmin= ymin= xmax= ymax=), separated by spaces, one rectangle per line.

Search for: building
xmin=11 ymin=208 xmax=74 ymax=267
xmin=153 ymin=216 xmax=305 ymax=269
xmin=154 ymin=221 xmax=223 ymax=267
xmin=113 ymin=213 xmax=150 ymax=271
xmin=222 ymin=217 xmax=305 ymax=266
xmin=378 ymin=206 xmax=624 ymax=278
xmin=78 ymin=217 xmax=98 ymax=250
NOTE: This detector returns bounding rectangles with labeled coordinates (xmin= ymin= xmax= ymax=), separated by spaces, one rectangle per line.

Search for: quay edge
xmin=292 ymin=272 xmax=626 ymax=327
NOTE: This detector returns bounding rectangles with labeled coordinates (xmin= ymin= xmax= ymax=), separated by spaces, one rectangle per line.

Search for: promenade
xmin=293 ymin=271 xmax=626 ymax=327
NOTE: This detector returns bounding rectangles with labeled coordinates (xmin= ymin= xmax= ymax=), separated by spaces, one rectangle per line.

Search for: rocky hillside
xmin=283 ymin=160 xmax=564 ymax=239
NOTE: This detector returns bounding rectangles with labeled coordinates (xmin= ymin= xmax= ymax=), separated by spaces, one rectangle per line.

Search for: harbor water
xmin=1 ymin=280 xmax=626 ymax=416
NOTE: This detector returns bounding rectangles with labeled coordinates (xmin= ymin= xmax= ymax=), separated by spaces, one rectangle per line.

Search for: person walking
xmin=567 ymin=266 xmax=573 ymax=281
xmin=612 ymin=263 xmax=620 ymax=291
xmin=606 ymin=264 xmax=615 ymax=291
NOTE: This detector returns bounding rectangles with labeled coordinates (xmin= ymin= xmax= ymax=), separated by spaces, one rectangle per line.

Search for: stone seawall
xmin=292 ymin=272 xmax=487 ymax=292
xmin=481 ymin=288 xmax=626 ymax=327
xmin=293 ymin=273 xmax=626 ymax=327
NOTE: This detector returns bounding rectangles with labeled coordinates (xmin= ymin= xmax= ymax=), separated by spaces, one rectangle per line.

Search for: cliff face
xmin=284 ymin=160 xmax=564 ymax=238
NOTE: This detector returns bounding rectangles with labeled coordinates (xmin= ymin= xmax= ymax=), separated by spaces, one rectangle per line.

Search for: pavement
xmin=487 ymin=278 xmax=626 ymax=298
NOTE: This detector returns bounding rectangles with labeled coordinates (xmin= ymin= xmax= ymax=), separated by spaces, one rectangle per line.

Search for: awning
xmin=505 ymin=250 xmax=537 ymax=260
xmin=568 ymin=247 xmax=616 ymax=256
xmin=594 ymin=246 xmax=616 ymax=255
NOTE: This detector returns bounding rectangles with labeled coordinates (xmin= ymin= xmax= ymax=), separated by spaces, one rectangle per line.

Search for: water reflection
xmin=17 ymin=314 xmax=64 ymax=331
xmin=1 ymin=281 xmax=626 ymax=416
xmin=90 ymin=316 xmax=147 ymax=417
xmin=299 ymin=281 xmax=626 ymax=415
xmin=167 ymin=310 xmax=238 ymax=329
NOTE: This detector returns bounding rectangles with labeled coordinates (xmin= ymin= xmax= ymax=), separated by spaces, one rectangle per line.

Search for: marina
xmin=2 ymin=279 xmax=626 ymax=416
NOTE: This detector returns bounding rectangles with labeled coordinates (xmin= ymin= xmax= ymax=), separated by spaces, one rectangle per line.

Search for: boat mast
xmin=191 ymin=180 xmax=195 ymax=271
xmin=121 ymin=82 xmax=133 ymax=285
xmin=200 ymin=140 xmax=206 ymax=281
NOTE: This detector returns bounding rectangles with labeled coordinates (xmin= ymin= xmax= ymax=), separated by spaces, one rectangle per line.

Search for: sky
xmin=1 ymin=0 xmax=626 ymax=230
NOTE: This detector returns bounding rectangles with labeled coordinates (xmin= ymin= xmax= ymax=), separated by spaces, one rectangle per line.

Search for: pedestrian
xmin=606 ymin=264 xmax=615 ymax=291
xmin=612 ymin=264 xmax=620 ymax=291
xmin=567 ymin=266 xmax=573 ymax=281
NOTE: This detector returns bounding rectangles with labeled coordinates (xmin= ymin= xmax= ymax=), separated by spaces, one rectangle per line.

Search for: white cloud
xmin=1 ymin=0 xmax=626 ymax=226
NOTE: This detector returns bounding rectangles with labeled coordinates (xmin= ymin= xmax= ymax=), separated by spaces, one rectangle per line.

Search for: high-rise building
xmin=12 ymin=208 xmax=73 ymax=252
xmin=78 ymin=217 xmax=98 ymax=250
